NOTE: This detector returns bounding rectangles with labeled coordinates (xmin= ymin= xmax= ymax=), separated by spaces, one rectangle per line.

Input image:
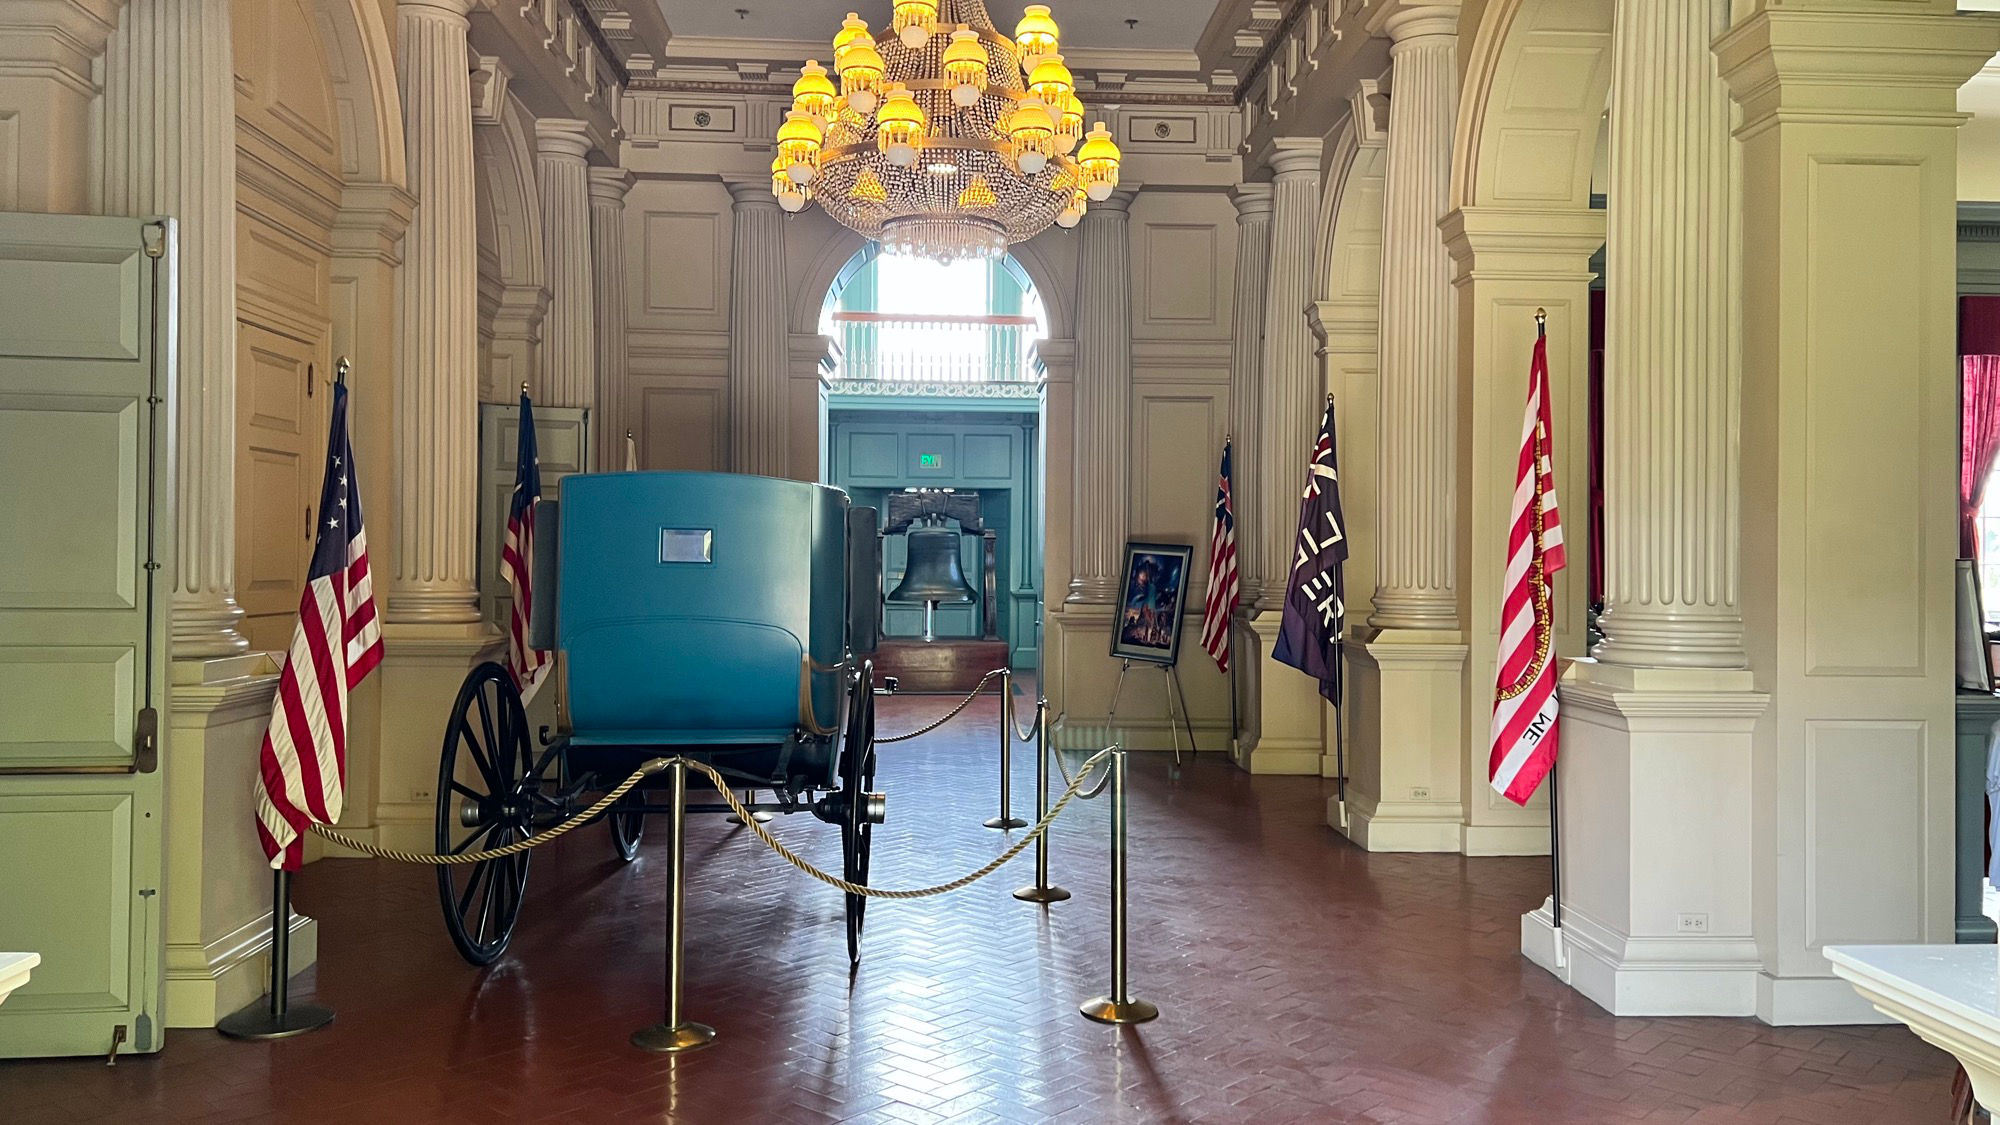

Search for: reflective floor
xmin=0 ymin=689 xmax=1958 ymax=1123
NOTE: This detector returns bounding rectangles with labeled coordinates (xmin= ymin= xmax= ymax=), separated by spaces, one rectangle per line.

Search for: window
xmin=1981 ymin=466 xmax=2000 ymax=626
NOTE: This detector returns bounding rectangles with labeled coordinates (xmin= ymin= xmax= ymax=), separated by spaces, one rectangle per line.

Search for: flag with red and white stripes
xmin=1200 ymin=439 xmax=1240 ymax=671
xmin=501 ymin=391 xmax=550 ymax=692
xmin=254 ymin=379 xmax=383 ymax=870
xmin=1489 ymin=326 xmax=1567 ymax=806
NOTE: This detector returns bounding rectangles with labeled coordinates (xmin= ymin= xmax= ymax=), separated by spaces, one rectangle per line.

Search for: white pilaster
xmin=390 ymin=0 xmax=482 ymax=624
xmin=588 ymin=168 xmax=634 ymax=470
xmin=1717 ymin=5 xmax=1997 ymax=1025
xmin=1367 ymin=4 xmax=1460 ymax=632
xmin=1346 ymin=5 xmax=1468 ymax=848
xmin=103 ymin=0 xmax=247 ymax=656
xmin=1240 ymin=144 xmax=1327 ymax=777
xmin=727 ymin=180 xmax=789 ymax=477
xmin=1531 ymin=0 xmax=1770 ymax=1016
xmin=1066 ymin=188 xmax=1134 ymax=605
xmin=534 ymin=119 xmax=596 ymax=412
xmin=1227 ymin=183 xmax=1273 ymax=609
xmin=3 ymin=0 xmax=118 ymax=213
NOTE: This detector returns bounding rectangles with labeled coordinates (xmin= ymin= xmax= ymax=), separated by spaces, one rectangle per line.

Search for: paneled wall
xmin=623 ymin=177 xmax=732 ymax=471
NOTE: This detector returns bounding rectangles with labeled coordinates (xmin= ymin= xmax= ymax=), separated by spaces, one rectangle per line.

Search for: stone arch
xmin=1450 ymin=0 xmax=1613 ymax=213
xmin=791 ymin=232 xmax=1072 ymax=341
xmin=309 ymin=0 xmax=405 ymax=190
xmin=473 ymin=93 xmax=549 ymax=401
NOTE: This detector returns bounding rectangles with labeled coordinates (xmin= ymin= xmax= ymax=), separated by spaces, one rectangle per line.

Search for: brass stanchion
xmin=1079 ymin=749 xmax=1158 ymax=1025
xmin=632 ymin=759 xmax=716 ymax=1053
xmin=217 ymin=869 xmax=334 ymax=1039
xmin=1014 ymin=697 xmax=1071 ymax=903
xmin=984 ymin=668 xmax=1026 ymax=829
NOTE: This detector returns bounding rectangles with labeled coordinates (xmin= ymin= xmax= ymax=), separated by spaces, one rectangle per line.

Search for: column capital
xmin=726 ymin=178 xmax=781 ymax=209
xmin=1438 ymin=205 xmax=1606 ymax=277
xmin=588 ymin=166 xmax=635 ymax=204
xmin=1258 ymin=136 xmax=1323 ymax=181
xmin=1369 ymin=2 xmax=1461 ymax=46
xmin=1086 ymin=187 xmax=1136 ymax=214
xmin=1716 ymin=10 xmax=1999 ymax=132
xmin=534 ymin=118 xmax=595 ymax=161
xmin=398 ymin=0 xmax=476 ymax=21
xmin=1229 ymin=182 xmax=1275 ymax=221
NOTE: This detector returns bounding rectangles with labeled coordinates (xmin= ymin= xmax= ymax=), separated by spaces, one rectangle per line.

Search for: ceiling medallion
xmin=770 ymin=1 xmax=1124 ymax=262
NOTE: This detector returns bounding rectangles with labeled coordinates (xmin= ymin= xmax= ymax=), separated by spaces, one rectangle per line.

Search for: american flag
xmin=1489 ymin=324 xmax=1567 ymax=805
xmin=501 ymin=391 xmax=550 ymax=691
xmin=1274 ymin=397 xmax=1347 ymax=703
xmin=1199 ymin=439 xmax=1240 ymax=671
xmin=254 ymin=378 xmax=383 ymax=871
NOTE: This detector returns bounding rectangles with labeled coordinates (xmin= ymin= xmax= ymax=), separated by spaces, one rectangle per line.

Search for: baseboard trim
xmin=1758 ymin=971 xmax=1899 ymax=1026
xmin=1523 ymin=901 xmax=1761 ymax=1017
xmin=165 ymin=910 xmax=318 ymax=1029
xmin=1342 ymin=800 xmax=1463 ymax=852
xmin=1460 ymin=822 xmax=1552 ymax=857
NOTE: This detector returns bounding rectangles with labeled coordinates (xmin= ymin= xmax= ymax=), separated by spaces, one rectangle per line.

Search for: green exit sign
xmin=918 ymin=453 xmax=941 ymax=468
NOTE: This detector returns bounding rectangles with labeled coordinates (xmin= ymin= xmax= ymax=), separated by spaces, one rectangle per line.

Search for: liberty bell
xmin=888 ymin=524 xmax=977 ymax=641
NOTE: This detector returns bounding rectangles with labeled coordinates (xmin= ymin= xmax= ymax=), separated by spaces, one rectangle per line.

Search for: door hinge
xmin=134 ymin=708 xmax=158 ymax=774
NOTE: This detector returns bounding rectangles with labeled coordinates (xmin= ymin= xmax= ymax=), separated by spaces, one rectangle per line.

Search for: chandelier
xmin=770 ymin=1 xmax=1124 ymax=262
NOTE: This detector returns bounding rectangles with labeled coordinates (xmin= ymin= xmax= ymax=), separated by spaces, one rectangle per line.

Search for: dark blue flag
xmin=1273 ymin=396 xmax=1346 ymax=703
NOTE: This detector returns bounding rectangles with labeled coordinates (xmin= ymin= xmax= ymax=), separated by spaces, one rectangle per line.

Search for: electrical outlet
xmin=412 ymin=787 xmax=433 ymax=803
xmin=1410 ymin=786 xmax=1431 ymax=801
xmin=1678 ymin=913 xmax=1709 ymax=934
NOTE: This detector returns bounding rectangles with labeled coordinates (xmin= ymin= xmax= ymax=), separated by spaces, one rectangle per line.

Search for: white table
xmin=0 ymin=952 xmax=38 ymax=1008
xmin=1827 ymin=945 xmax=2000 ymax=1109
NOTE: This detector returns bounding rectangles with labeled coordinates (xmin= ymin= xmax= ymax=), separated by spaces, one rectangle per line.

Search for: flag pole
xmin=1535 ymin=307 xmax=1566 ymax=967
xmin=1225 ymin=433 xmax=1241 ymax=762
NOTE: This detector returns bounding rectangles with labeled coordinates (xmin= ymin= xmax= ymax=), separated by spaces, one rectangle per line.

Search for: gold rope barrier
xmin=307 ymin=747 xmax=1117 ymax=900
xmin=874 ymin=667 xmax=1008 ymax=743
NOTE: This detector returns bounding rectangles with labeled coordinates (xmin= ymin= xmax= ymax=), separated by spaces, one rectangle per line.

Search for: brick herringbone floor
xmin=0 ymin=689 xmax=1959 ymax=1123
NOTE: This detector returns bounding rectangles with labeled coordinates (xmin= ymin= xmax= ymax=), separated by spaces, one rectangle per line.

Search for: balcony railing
xmin=828 ymin=312 xmax=1044 ymax=390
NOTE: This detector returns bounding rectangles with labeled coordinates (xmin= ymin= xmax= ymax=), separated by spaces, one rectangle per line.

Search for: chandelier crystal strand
xmin=776 ymin=0 xmax=1119 ymax=262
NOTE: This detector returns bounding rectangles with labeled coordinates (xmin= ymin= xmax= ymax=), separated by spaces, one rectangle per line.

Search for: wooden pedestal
xmin=872 ymin=639 xmax=1011 ymax=694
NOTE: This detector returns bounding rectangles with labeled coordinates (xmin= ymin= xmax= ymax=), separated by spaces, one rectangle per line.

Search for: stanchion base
xmin=1013 ymin=884 xmax=1072 ymax=903
xmin=216 ymin=1001 xmax=335 ymax=1040
xmin=983 ymin=816 xmax=1029 ymax=830
xmin=1079 ymin=997 xmax=1159 ymax=1025
xmin=631 ymin=1021 xmax=717 ymax=1053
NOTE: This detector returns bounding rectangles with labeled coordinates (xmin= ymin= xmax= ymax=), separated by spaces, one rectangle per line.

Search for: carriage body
xmin=556 ymin=471 xmax=854 ymax=793
xmin=434 ymin=471 xmax=884 ymax=967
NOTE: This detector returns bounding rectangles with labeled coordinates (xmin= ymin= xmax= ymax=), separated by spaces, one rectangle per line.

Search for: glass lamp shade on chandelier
xmin=770 ymin=1 xmax=1124 ymax=262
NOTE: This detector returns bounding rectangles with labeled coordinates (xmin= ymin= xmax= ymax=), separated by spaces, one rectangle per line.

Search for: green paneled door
xmin=0 ymin=214 xmax=172 ymax=1057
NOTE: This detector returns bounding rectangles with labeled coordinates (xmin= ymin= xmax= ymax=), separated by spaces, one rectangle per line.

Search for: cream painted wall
xmin=1960 ymin=63 xmax=2000 ymax=200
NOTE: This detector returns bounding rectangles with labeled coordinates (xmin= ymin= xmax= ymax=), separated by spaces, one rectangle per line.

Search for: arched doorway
xmin=817 ymin=246 xmax=1050 ymax=680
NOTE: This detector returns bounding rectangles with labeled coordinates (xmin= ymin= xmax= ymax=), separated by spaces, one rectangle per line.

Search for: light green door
xmin=0 ymin=214 xmax=172 ymax=1057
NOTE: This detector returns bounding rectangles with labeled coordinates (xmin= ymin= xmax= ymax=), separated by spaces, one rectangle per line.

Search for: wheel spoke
xmin=449 ymin=780 xmax=482 ymax=802
xmin=456 ymin=856 xmax=492 ymax=919
xmin=459 ymin=719 xmax=500 ymax=790
xmin=450 ymin=827 xmax=490 ymax=855
xmin=475 ymin=687 xmax=502 ymax=786
xmin=474 ymin=856 xmax=499 ymax=943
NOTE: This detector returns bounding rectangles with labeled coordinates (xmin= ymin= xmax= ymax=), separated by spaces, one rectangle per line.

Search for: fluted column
xmin=728 ymin=181 xmax=790 ymax=477
xmin=389 ymin=0 xmax=481 ymax=623
xmin=1254 ymin=141 xmax=1323 ymax=606
xmin=1369 ymin=6 xmax=1460 ymax=630
xmin=1067 ymin=188 xmax=1135 ymax=604
xmin=589 ymin=168 xmax=634 ymax=469
xmin=1593 ymin=0 xmax=1743 ymax=669
xmin=534 ymin=120 xmax=596 ymax=411
xmin=102 ymin=0 xmax=246 ymax=656
xmin=1228 ymin=183 xmax=1274 ymax=607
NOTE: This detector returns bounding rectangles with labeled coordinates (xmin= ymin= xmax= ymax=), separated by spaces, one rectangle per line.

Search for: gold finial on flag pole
xmin=521 ymin=381 xmax=531 ymax=398
xmin=1534 ymin=307 xmax=1547 ymax=339
xmin=335 ymin=356 xmax=351 ymax=386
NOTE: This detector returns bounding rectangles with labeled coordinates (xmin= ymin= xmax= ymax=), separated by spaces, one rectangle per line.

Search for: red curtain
xmin=1963 ymin=354 xmax=2000 ymax=559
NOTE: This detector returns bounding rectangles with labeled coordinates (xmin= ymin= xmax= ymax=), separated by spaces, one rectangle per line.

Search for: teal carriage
xmin=433 ymin=472 xmax=886 ymax=968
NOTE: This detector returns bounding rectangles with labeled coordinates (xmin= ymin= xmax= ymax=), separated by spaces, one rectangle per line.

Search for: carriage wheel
xmin=840 ymin=662 xmax=879 ymax=969
xmin=434 ymin=662 xmax=538 ymax=966
xmin=608 ymin=791 xmax=645 ymax=862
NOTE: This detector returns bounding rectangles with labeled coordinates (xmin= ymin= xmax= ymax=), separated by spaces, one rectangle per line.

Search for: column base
xmin=362 ymin=623 xmax=502 ymax=854
xmin=1535 ymin=661 xmax=1770 ymax=1018
xmin=1233 ymin=611 xmax=1324 ymax=776
xmin=1523 ymin=898 xmax=1762 ymax=1017
xmin=164 ymin=654 xmax=297 ymax=1028
xmin=1758 ymin=972 xmax=1897 ymax=1027
xmin=1339 ymin=628 xmax=1467 ymax=850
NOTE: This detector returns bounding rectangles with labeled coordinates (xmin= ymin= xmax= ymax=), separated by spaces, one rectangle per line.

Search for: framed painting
xmin=1111 ymin=542 xmax=1193 ymax=666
